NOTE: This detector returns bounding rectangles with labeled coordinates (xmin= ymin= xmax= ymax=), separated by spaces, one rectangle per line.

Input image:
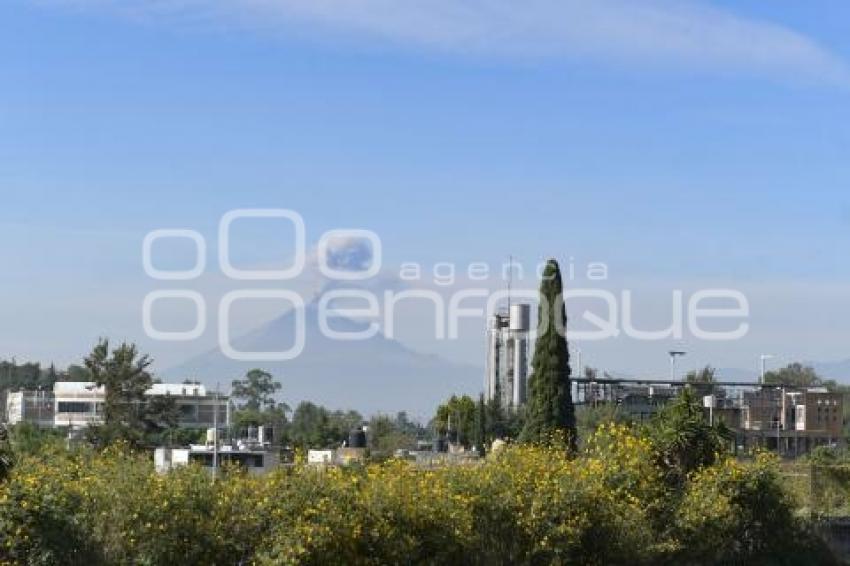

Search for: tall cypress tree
xmin=519 ymin=259 xmax=577 ymax=451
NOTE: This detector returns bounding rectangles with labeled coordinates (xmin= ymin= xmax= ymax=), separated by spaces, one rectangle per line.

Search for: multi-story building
xmin=732 ymin=387 xmax=843 ymax=455
xmin=485 ymin=304 xmax=531 ymax=409
xmin=5 ymin=381 xmax=229 ymax=430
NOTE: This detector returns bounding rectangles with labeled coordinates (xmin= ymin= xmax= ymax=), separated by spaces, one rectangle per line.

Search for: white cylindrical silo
xmin=509 ymin=304 xmax=530 ymax=331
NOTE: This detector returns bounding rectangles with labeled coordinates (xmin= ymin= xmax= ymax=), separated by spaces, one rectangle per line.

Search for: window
xmin=57 ymin=401 xmax=94 ymax=414
xmin=178 ymin=404 xmax=197 ymax=421
xmin=189 ymin=453 xmax=214 ymax=466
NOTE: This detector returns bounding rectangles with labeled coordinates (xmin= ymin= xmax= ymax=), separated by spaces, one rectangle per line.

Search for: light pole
xmin=760 ymin=354 xmax=774 ymax=384
xmin=669 ymin=350 xmax=687 ymax=381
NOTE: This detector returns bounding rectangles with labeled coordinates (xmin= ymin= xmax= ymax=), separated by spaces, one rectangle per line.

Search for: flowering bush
xmin=0 ymin=425 xmax=833 ymax=565
xmin=674 ymin=453 xmax=835 ymax=564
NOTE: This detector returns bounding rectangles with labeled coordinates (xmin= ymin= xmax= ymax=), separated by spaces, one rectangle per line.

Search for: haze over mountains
xmin=169 ymin=289 xmax=850 ymax=417
xmin=165 ymin=238 xmax=850 ymax=417
xmin=167 ymin=300 xmax=480 ymax=419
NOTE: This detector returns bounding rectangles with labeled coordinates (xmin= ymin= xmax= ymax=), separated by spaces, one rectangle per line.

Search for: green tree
xmin=64 ymin=364 xmax=93 ymax=382
xmin=520 ymin=259 xmax=577 ymax=451
xmin=84 ymin=339 xmax=169 ymax=447
xmin=231 ymin=369 xmax=289 ymax=443
xmin=685 ymin=365 xmax=717 ymax=395
xmin=141 ymin=394 xmax=180 ymax=436
xmin=288 ymin=402 xmax=362 ymax=449
xmin=231 ymin=369 xmax=282 ymax=412
xmin=647 ymin=387 xmax=731 ymax=487
xmin=367 ymin=414 xmax=417 ymax=458
xmin=433 ymin=395 xmax=476 ymax=448
xmin=485 ymin=380 xmax=507 ymax=441
xmin=763 ymin=362 xmax=833 ymax=389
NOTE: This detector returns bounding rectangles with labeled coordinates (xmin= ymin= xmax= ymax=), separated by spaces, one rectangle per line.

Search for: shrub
xmin=674 ymin=453 xmax=835 ymax=565
xmin=0 ymin=426 xmax=835 ymax=565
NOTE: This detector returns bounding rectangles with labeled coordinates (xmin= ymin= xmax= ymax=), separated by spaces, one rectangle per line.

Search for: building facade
xmin=5 ymin=381 xmax=229 ymax=430
xmin=738 ymin=387 xmax=843 ymax=455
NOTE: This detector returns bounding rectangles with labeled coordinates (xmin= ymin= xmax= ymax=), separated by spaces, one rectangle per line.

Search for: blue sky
xmin=2 ymin=0 xmax=850 ymax=379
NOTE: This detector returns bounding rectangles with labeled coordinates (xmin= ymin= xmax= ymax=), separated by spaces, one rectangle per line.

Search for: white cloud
xmin=39 ymin=0 xmax=850 ymax=87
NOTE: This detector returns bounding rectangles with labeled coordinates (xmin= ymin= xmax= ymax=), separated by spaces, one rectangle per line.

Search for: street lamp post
xmin=669 ymin=350 xmax=687 ymax=381
xmin=760 ymin=354 xmax=774 ymax=384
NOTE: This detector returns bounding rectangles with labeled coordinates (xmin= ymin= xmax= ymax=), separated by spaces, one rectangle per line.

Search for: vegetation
xmin=575 ymin=403 xmax=631 ymax=442
xmin=231 ymin=369 xmax=289 ymax=445
xmin=83 ymin=340 xmax=178 ymax=448
xmin=0 ymin=418 xmax=833 ymax=565
xmin=646 ymin=388 xmax=731 ymax=488
xmin=433 ymin=395 xmax=476 ymax=447
xmin=5 ymin=343 xmax=850 ymax=562
xmin=684 ymin=365 xmax=717 ymax=395
xmin=287 ymin=402 xmax=363 ymax=449
xmin=0 ymin=427 xmax=12 ymax=483
xmin=520 ymin=259 xmax=577 ymax=450
xmin=764 ymin=362 xmax=829 ymax=388
xmin=0 ymin=359 xmax=91 ymax=401
xmin=434 ymin=392 xmax=524 ymax=454
xmin=366 ymin=412 xmax=423 ymax=459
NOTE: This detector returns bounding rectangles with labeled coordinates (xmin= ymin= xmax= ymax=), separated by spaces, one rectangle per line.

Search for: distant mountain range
xmin=166 ymin=290 xmax=850 ymax=417
xmin=166 ymin=302 xmax=481 ymax=419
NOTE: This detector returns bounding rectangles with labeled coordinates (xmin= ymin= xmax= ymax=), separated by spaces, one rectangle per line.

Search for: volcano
xmin=167 ymin=301 xmax=480 ymax=417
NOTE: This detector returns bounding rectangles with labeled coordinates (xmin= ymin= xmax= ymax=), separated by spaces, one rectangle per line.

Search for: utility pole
xmin=760 ymin=354 xmax=774 ymax=384
xmin=212 ymin=382 xmax=219 ymax=482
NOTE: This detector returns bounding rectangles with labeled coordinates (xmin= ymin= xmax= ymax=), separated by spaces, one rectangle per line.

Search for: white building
xmin=53 ymin=381 xmax=105 ymax=427
xmin=5 ymin=381 xmax=229 ymax=430
xmin=155 ymin=425 xmax=279 ymax=475
xmin=485 ymin=303 xmax=531 ymax=409
xmin=155 ymin=445 xmax=280 ymax=475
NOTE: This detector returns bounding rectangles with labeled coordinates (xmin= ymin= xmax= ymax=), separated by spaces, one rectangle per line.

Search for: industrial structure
xmin=5 ymin=381 xmax=230 ymax=430
xmin=485 ymin=303 xmax=531 ymax=410
xmin=572 ymin=376 xmax=845 ymax=456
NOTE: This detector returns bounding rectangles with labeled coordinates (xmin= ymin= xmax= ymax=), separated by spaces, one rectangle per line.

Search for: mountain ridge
xmin=166 ymin=302 xmax=481 ymax=419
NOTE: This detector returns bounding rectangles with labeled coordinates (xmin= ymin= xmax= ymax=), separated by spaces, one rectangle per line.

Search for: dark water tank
xmin=348 ymin=427 xmax=367 ymax=449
